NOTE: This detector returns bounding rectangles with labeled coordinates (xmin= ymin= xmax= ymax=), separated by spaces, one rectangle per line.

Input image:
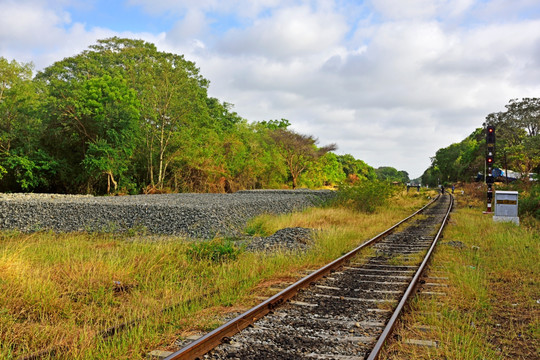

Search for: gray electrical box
xmin=493 ymin=190 xmax=519 ymax=225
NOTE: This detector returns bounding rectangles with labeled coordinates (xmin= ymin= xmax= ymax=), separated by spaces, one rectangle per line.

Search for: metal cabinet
xmin=493 ymin=190 xmax=519 ymax=225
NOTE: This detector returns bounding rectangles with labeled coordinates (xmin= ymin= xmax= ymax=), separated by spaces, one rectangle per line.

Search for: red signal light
xmin=486 ymin=126 xmax=496 ymax=143
xmin=487 ymin=153 xmax=494 ymax=165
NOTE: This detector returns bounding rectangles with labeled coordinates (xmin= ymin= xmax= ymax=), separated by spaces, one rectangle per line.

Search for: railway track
xmin=164 ymin=193 xmax=453 ymax=360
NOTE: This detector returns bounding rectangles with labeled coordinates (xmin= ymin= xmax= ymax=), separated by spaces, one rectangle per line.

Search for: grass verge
xmin=0 ymin=189 xmax=434 ymax=359
xmin=380 ymin=195 xmax=540 ymax=359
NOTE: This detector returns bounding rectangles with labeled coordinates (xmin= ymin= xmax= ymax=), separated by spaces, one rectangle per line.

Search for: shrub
xmin=519 ymin=184 xmax=540 ymax=220
xmin=332 ymin=180 xmax=397 ymax=213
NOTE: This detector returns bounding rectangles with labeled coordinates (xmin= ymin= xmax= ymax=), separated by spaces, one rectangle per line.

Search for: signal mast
xmin=485 ymin=126 xmax=495 ymax=213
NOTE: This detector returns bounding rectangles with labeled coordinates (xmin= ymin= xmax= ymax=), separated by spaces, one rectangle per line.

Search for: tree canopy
xmin=375 ymin=166 xmax=409 ymax=184
xmin=0 ymin=39 xmax=391 ymax=194
xmin=422 ymin=98 xmax=540 ymax=186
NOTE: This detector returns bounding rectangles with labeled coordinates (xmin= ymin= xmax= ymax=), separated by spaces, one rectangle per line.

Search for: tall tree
xmin=504 ymin=98 xmax=540 ymax=137
xmin=375 ymin=166 xmax=409 ymax=183
xmin=485 ymin=98 xmax=540 ymax=177
xmin=336 ymin=154 xmax=376 ymax=182
xmin=270 ymin=129 xmax=336 ymax=189
xmin=300 ymin=152 xmax=346 ymax=187
xmin=0 ymin=57 xmax=52 ymax=191
xmin=37 ymin=37 xmax=213 ymax=192
xmin=78 ymin=37 xmax=211 ymax=189
xmin=79 ymin=75 xmax=140 ymax=193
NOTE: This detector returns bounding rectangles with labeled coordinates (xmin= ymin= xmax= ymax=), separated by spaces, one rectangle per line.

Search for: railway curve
xmin=164 ymin=193 xmax=454 ymax=360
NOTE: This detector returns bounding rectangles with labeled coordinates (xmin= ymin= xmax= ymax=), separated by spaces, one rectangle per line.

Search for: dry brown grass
xmin=0 ymin=189 xmax=436 ymax=359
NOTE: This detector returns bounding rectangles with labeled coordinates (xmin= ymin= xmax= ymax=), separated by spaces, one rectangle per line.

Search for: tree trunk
xmin=106 ymin=171 xmax=117 ymax=194
xmin=147 ymin=134 xmax=155 ymax=186
xmin=158 ymin=118 xmax=166 ymax=188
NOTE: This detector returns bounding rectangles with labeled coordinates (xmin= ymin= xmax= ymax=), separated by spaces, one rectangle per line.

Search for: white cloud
xmin=166 ymin=9 xmax=208 ymax=46
xmin=185 ymin=5 xmax=540 ymax=177
xmin=210 ymin=5 xmax=348 ymax=58
xmin=127 ymin=0 xmax=287 ymax=18
xmin=0 ymin=1 xmax=71 ymax=49
xmin=2 ymin=0 xmax=540 ymax=178
xmin=369 ymin=0 xmax=444 ymax=20
xmin=0 ymin=0 xmax=166 ymax=69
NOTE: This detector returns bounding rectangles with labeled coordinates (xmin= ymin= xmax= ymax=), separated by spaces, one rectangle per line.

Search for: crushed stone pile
xmin=0 ymin=190 xmax=334 ymax=239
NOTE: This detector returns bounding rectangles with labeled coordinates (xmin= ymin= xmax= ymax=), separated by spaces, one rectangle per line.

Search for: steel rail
xmin=366 ymin=193 xmax=454 ymax=360
xmin=164 ymin=195 xmax=440 ymax=360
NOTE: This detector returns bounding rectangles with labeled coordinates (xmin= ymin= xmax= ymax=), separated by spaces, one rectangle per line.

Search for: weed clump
xmin=245 ymin=215 xmax=274 ymax=236
xmin=332 ymin=180 xmax=397 ymax=213
xmin=187 ymin=239 xmax=242 ymax=262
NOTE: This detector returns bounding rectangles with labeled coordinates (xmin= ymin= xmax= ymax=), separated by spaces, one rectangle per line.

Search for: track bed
xmin=166 ymin=194 xmax=453 ymax=360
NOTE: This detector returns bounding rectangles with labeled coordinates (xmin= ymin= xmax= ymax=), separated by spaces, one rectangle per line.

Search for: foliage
xmin=519 ymin=184 xmax=540 ymax=220
xmin=2 ymin=150 xmax=58 ymax=191
xmin=484 ymin=98 xmax=540 ymax=177
xmin=333 ymin=180 xmax=397 ymax=213
xmin=422 ymin=129 xmax=483 ymax=186
xmin=0 ymin=57 xmax=49 ymax=191
xmin=337 ymin=154 xmax=377 ymax=181
xmin=270 ymin=128 xmax=337 ymax=188
xmin=186 ymin=239 xmax=242 ymax=262
xmin=299 ymin=152 xmax=346 ymax=188
xmin=79 ymin=75 xmax=140 ymax=193
xmin=36 ymin=38 xmax=209 ymax=192
xmin=0 ymin=39 xmax=377 ymax=194
xmin=375 ymin=166 xmax=409 ymax=184
xmin=423 ymin=98 xmax=540 ymax=187
xmin=258 ymin=118 xmax=291 ymax=130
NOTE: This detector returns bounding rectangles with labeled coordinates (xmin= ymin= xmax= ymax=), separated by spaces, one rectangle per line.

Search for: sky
xmin=2 ymin=0 xmax=540 ymax=179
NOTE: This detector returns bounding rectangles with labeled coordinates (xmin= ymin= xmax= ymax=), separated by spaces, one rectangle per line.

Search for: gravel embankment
xmin=0 ymin=190 xmax=334 ymax=239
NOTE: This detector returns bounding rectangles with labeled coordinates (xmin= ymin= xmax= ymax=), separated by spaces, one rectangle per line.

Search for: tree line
xmin=1 ymin=37 xmax=408 ymax=195
xmin=421 ymin=98 xmax=540 ymax=186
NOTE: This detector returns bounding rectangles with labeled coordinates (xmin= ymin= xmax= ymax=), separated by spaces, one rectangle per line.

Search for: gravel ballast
xmin=0 ymin=190 xmax=334 ymax=239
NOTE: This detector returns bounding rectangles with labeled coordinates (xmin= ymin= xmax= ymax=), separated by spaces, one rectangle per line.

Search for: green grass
xmin=0 ymin=189 xmax=435 ymax=359
xmin=381 ymin=200 xmax=540 ymax=359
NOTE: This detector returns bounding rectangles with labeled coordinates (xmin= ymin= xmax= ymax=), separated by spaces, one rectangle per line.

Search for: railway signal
xmin=486 ymin=152 xmax=494 ymax=166
xmin=487 ymin=125 xmax=496 ymax=144
xmin=485 ymin=126 xmax=495 ymax=213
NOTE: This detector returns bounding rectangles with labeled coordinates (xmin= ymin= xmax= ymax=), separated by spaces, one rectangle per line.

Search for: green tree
xmin=0 ymin=57 xmax=35 ymax=156
xmin=270 ymin=129 xmax=337 ymax=189
xmin=43 ymin=73 xmax=140 ymax=193
xmin=375 ymin=166 xmax=409 ymax=183
xmin=336 ymin=154 xmax=376 ymax=181
xmin=504 ymin=98 xmax=539 ymax=137
xmin=82 ymin=37 xmax=211 ymax=189
xmin=300 ymin=152 xmax=346 ymax=188
xmin=422 ymin=128 xmax=484 ymax=186
xmin=259 ymin=118 xmax=291 ymax=130
xmin=0 ymin=57 xmax=53 ymax=191
xmin=485 ymin=98 xmax=540 ymax=177
xmin=79 ymin=75 xmax=140 ymax=193
xmin=36 ymin=37 xmax=214 ymax=192
xmin=3 ymin=38 xmax=381 ymax=194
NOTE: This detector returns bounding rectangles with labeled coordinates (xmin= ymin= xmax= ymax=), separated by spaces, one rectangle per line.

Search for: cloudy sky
xmin=2 ymin=0 xmax=540 ymax=178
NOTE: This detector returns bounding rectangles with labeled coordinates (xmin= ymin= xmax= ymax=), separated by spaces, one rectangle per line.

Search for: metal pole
xmin=505 ymin=151 xmax=508 ymax=185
